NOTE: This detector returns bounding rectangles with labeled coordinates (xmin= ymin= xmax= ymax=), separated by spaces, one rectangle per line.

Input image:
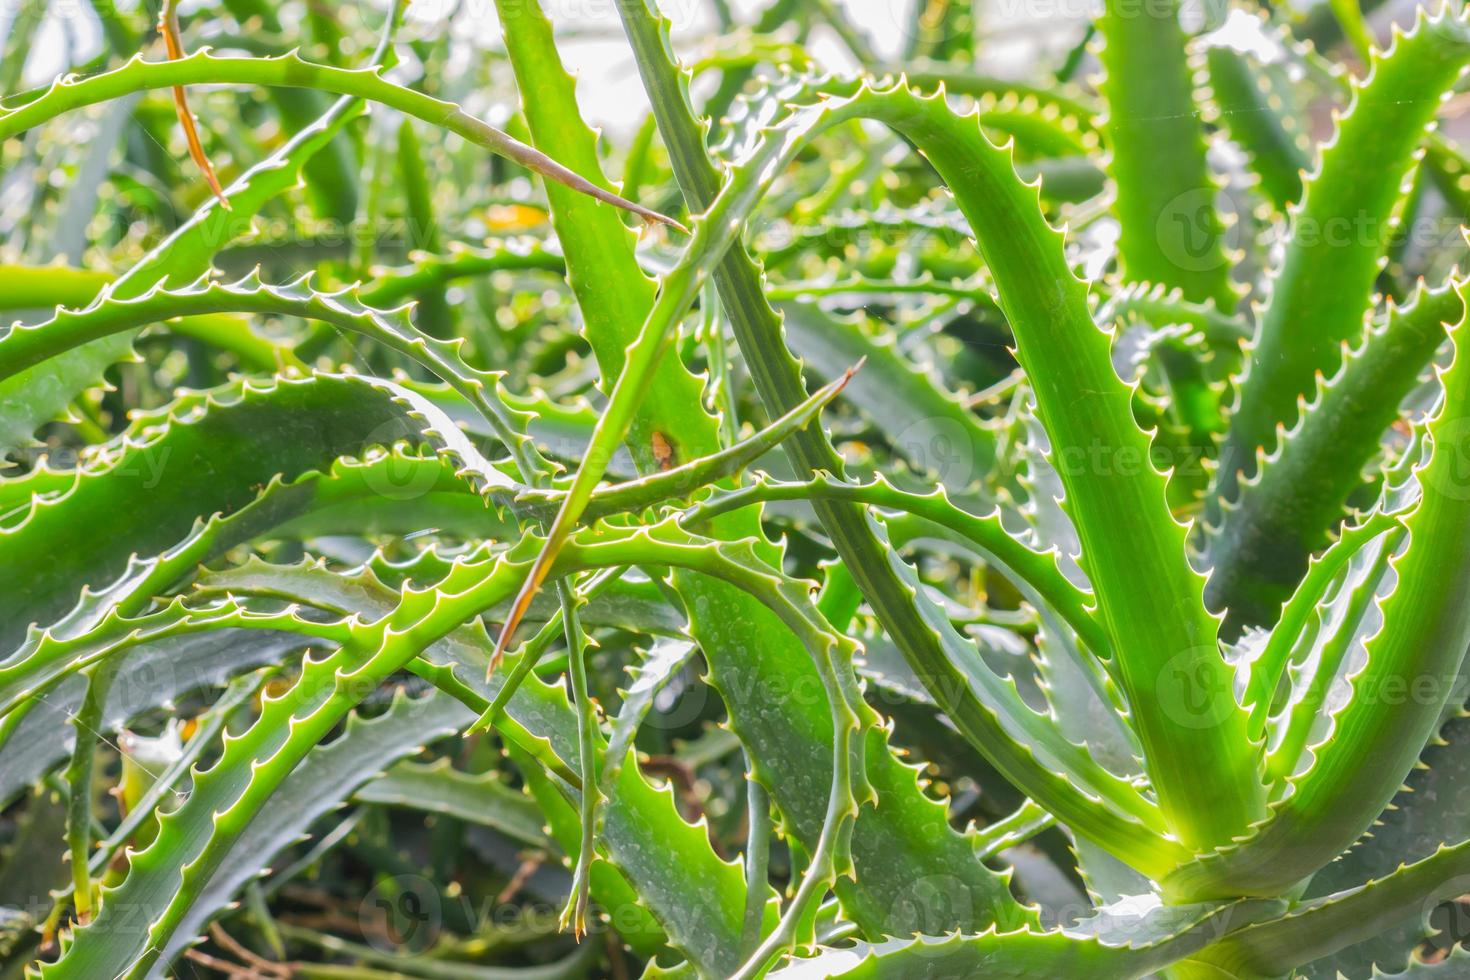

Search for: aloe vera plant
xmin=6 ymin=0 xmax=1470 ymax=976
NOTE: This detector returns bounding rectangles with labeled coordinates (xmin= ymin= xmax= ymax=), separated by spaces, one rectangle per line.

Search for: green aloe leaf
xmin=1207 ymin=274 xmax=1464 ymax=628
xmin=0 ymin=372 xmax=487 ymax=651
xmin=596 ymin=638 xmax=698 ymax=813
xmin=161 ymin=688 xmax=482 ymax=970
xmin=776 ymin=301 xmax=1002 ymax=493
xmin=0 ymin=270 xmax=555 ymax=476
xmin=0 ymin=92 xmax=354 ymax=450
xmin=1295 ymin=710 xmax=1470 ymax=977
xmin=1096 ymin=0 xmax=1235 ymax=307
xmin=499 ymin=0 xmax=1030 ymax=946
xmin=612 ymin=0 xmax=1248 ymax=866
xmin=0 ymin=51 xmax=680 ymax=230
xmin=1199 ymin=30 xmax=1311 ymax=211
xmin=353 ymin=759 xmax=550 ymax=848
xmin=1168 ymin=300 xmax=1470 ymax=899
xmin=1219 ymin=9 xmax=1470 ymax=509
xmin=196 ymin=551 xmax=746 ymax=975
xmin=0 ymin=629 xmax=307 ymax=806
xmin=1200 ymin=836 xmax=1470 ymax=977
xmin=770 ymin=896 xmax=1285 ymax=979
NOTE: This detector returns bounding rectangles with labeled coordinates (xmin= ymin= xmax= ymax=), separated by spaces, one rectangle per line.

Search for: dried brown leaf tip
xmin=159 ymin=0 xmax=231 ymax=209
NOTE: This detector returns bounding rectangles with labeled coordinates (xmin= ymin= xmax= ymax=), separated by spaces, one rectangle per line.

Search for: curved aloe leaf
xmin=1199 ymin=34 xmax=1311 ymax=211
xmin=777 ymin=301 xmax=1002 ymax=493
xmin=38 ymin=610 xmax=393 ymax=978
xmin=614 ymin=0 xmax=1255 ymax=863
xmin=200 ymin=519 xmax=885 ymax=978
xmin=495 ymin=0 xmax=1031 ymax=944
xmin=356 ymin=239 xmax=566 ymax=309
xmin=0 ymin=270 xmax=548 ymax=475
xmin=1096 ymin=0 xmax=1235 ymax=307
xmin=356 ymin=758 xmax=549 ymax=847
xmin=0 ymin=371 xmax=498 ymax=651
xmin=1207 ymin=276 xmax=1464 ymax=628
xmin=160 ymin=688 xmax=482 ymax=972
xmin=519 ymin=365 xmax=858 ymax=522
xmin=683 ymin=474 xmax=1105 ymax=658
xmin=1201 ymin=836 xmax=1470 ymax=976
xmin=1219 ymin=9 xmax=1470 ymax=508
xmin=1295 ymin=710 xmax=1470 ymax=977
xmin=0 ymin=265 xmax=294 ymax=371
xmin=0 ymin=50 xmax=681 ymax=230
xmin=0 ymin=87 xmax=351 ymax=449
xmin=0 ymin=629 xmax=307 ymax=806
xmin=1167 ymin=303 xmax=1470 ymax=899
xmin=596 ymin=638 xmax=697 ymax=817
xmin=769 ymin=896 xmax=1285 ymax=979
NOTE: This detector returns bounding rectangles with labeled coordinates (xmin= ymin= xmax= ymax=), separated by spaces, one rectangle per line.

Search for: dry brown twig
xmin=158 ymin=0 xmax=231 ymax=209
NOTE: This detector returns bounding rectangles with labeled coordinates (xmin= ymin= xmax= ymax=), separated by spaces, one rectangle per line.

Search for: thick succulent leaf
xmin=1238 ymin=509 xmax=1407 ymax=736
xmin=769 ymin=896 xmax=1285 ymax=979
xmin=806 ymin=84 xmax=1257 ymax=851
xmin=970 ymin=90 xmax=1100 ymax=161
xmin=1 ymin=444 xmax=512 ymax=719
xmin=0 ymin=264 xmax=286 ymax=371
xmin=0 ymin=328 xmax=131 ymax=454
xmin=196 ymin=553 xmax=751 ymax=975
xmin=1207 ymin=276 xmax=1464 ymax=629
xmin=508 ymin=0 xmax=1031 ymax=944
xmin=507 ymin=743 xmax=678 ymax=963
xmin=158 ymin=689 xmax=475 ymax=973
xmin=45 ymin=534 xmax=665 ymax=976
xmin=243 ymin=516 xmax=949 ymax=975
xmin=0 ymin=270 xmax=551 ymax=474
xmin=554 ymin=523 xmax=874 ymax=976
xmin=355 ymin=758 xmax=550 ymax=848
xmin=1096 ymin=0 xmax=1235 ymax=306
xmin=0 ymin=629 xmax=306 ymax=806
xmin=0 ymin=90 xmax=353 ymax=450
xmin=0 ymin=50 xmax=680 ymax=229
xmin=777 ymin=301 xmax=1002 ymax=494
xmin=1200 ymin=836 xmax=1470 ymax=977
xmin=0 ymin=597 xmax=350 ymax=722
xmin=617 ymin=0 xmax=1258 ymax=860
xmin=685 ymin=474 xmax=1105 ymax=662
xmin=263 ymin=447 xmax=514 ymax=542
xmin=899 ymin=66 xmax=1099 ymax=134
xmin=1220 ymin=8 xmax=1470 ymax=506
xmin=41 ymin=623 xmax=395 ymax=978
xmin=356 ymin=238 xmax=566 ymax=309
xmin=1101 ymin=283 xmax=1244 ymax=506
xmin=487 ymin=64 xmax=854 ymax=643
xmin=597 ymin=638 xmax=698 ymax=809
xmin=683 ymin=478 xmax=1175 ymax=862
xmin=1261 ymin=521 xmax=1404 ymax=783
xmin=521 ymin=367 xmax=857 ymax=523
xmin=1294 ymin=709 xmax=1470 ymax=978
xmin=1167 ymin=305 xmax=1470 ymax=899
xmin=0 ymin=371 xmax=491 ymax=651
xmin=1099 ymin=281 xmax=1252 ymax=351
xmin=492 ymin=0 xmax=712 ymax=478
xmin=1198 ymin=29 xmax=1311 ymax=211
